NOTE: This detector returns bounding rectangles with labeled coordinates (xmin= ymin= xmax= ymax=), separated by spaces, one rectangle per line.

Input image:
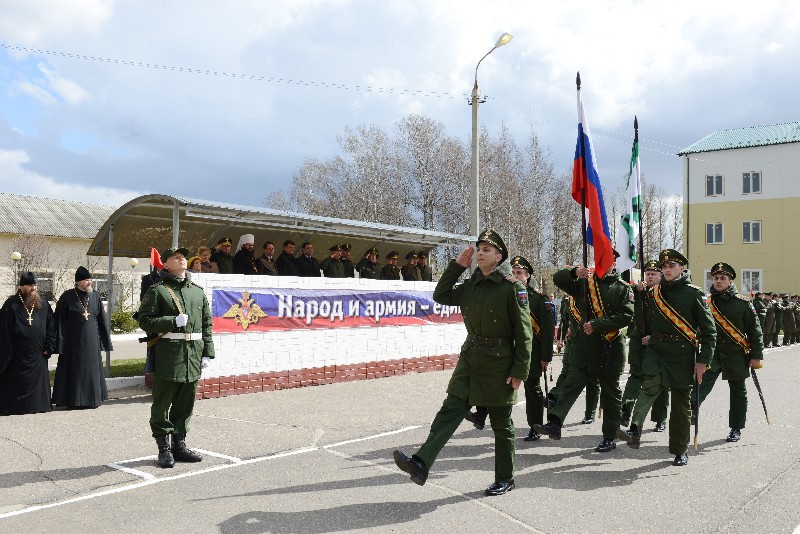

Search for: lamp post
xmin=128 ymin=258 xmax=139 ymax=310
xmin=470 ymin=32 xmax=513 ymax=240
xmin=10 ymin=251 xmax=21 ymax=292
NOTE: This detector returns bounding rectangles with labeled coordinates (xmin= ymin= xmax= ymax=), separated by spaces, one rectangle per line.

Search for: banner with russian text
xmin=211 ymin=288 xmax=462 ymax=332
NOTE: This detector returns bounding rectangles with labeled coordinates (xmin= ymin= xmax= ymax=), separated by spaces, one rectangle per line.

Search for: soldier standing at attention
xmin=694 ymin=262 xmax=763 ymax=443
xmin=780 ymin=294 xmax=795 ymax=346
xmin=535 ymin=251 xmax=633 ymax=453
xmin=417 ymin=251 xmax=434 ymax=282
xmin=763 ymin=293 xmax=777 ymax=348
xmin=393 ymin=230 xmax=532 ymax=496
xmin=618 ymin=249 xmax=716 ymax=467
xmin=340 ymin=243 xmax=356 ymax=278
xmin=356 ymin=248 xmax=381 ymax=279
xmin=137 ymin=247 xmax=215 ymax=468
xmin=620 ymin=260 xmax=670 ymax=431
xmin=380 ymin=251 xmax=401 ymax=280
xmin=509 ymin=256 xmax=554 ymax=442
xmin=752 ymin=293 xmax=766 ymax=334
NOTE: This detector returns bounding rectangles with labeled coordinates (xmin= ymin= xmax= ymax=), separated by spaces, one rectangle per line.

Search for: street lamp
xmin=10 ymin=251 xmax=21 ymax=290
xmin=470 ymin=32 xmax=513 ymax=240
xmin=128 ymin=258 xmax=139 ymax=309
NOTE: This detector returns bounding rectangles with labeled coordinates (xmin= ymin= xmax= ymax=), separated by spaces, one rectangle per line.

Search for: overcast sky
xmin=0 ymin=0 xmax=797 ymax=210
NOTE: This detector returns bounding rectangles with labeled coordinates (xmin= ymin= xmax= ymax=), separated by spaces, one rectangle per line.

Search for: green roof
xmin=678 ymin=121 xmax=800 ymax=155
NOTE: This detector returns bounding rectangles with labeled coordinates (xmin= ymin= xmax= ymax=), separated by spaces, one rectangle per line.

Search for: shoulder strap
xmin=163 ymin=285 xmax=184 ymax=314
xmin=587 ymin=276 xmax=620 ymax=342
xmin=652 ymin=284 xmax=697 ymax=346
xmin=709 ymin=297 xmax=750 ymax=354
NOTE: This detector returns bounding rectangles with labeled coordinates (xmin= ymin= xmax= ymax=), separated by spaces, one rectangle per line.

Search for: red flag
xmin=150 ymin=247 xmax=163 ymax=270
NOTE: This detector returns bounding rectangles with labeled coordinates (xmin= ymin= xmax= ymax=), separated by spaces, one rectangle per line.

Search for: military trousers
xmin=631 ymin=374 xmax=691 ymax=455
xmin=549 ymin=356 xmax=600 ymax=418
xmin=549 ymin=365 xmax=620 ymax=439
xmin=524 ymin=371 xmax=545 ymax=428
xmin=150 ymin=378 xmax=198 ymax=437
xmin=696 ymin=369 xmax=748 ymax=430
xmin=621 ymin=354 xmax=669 ymax=422
xmin=416 ymin=394 xmax=515 ymax=483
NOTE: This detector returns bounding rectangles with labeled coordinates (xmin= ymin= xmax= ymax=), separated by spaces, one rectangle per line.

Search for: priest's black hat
xmin=75 ymin=266 xmax=92 ymax=282
xmin=19 ymin=272 xmax=36 ymax=286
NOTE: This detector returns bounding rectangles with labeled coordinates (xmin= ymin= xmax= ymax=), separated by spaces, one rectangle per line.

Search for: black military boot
xmin=673 ymin=453 xmax=688 ymax=466
xmin=620 ymin=410 xmax=631 ymax=428
xmin=155 ymin=435 xmax=175 ymax=468
xmin=726 ymin=428 xmax=741 ymax=442
xmin=393 ymin=450 xmax=428 ymax=486
xmin=616 ymin=424 xmax=640 ymax=449
xmin=595 ymin=438 xmax=616 ymax=452
xmin=654 ymin=421 xmax=667 ymax=432
xmin=533 ymin=416 xmax=562 ymax=440
xmin=171 ymin=434 xmax=203 ymax=462
xmin=523 ymin=428 xmax=541 ymax=442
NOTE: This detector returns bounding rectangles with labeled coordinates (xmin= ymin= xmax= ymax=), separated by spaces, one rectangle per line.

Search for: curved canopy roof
xmin=88 ymin=194 xmax=471 ymax=259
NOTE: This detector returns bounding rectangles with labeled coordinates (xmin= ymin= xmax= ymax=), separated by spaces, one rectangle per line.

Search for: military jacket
xmin=433 ymin=260 xmax=532 ymax=406
xmin=341 ymin=258 xmax=355 ymax=278
xmin=709 ymin=286 xmax=763 ymax=381
xmin=781 ymin=300 xmax=796 ymax=330
xmin=418 ymin=264 xmax=433 ymax=282
xmin=211 ymin=251 xmax=233 ymax=274
xmin=137 ymin=273 xmax=214 ymax=383
xmin=553 ymin=268 xmax=633 ymax=375
xmin=356 ymin=259 xmax=380 ymax=280
xmin=320 ymin=257 xmax=345 ymax=278
xmin=753 ymin=299 xmax=767 ymax=319
xmin=380 ymin=264 xmax=401 ymax=280
xmin=528 ymin=287 xmax=554 ymax=378
xmin=401 ymin=264 xmax=422 ymax=282
xmin=764 ymin=301 xmax=776 ymax=334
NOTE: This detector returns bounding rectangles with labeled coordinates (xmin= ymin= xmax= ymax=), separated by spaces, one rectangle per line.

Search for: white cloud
xmin=37 ymin=63 xmax=89 ymax=105
xmin=0 ymin=0 xmax=113 ymax=47
xmin=0 ymin=149 xmax=139 ymax=206
xmin=766 ymin=42 xmax=782 ymax=53
xmin=11 ymin=80 xmax=57 ymax=106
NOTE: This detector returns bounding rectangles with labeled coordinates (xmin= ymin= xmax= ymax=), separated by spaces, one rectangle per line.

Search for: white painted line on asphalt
xmin=0 ymin=426 xmax=423 ymax=520
xmin=323 ymin=426 xmax=422 ymax=448
xmin=106 ymin=462 xmax=156 ymax=481
xmin=191 ymin=448 xmax=243 ymax=463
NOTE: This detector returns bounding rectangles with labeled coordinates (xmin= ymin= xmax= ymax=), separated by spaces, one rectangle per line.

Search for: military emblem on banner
xmin=222 ymin=291 xmax=268 ymax=330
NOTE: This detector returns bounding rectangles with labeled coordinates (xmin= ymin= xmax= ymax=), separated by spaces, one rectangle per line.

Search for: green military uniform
xmin=508 ymin=256 xmax=555 ymax=437
xmin=763 ymin=295 xmax=776 ymax=348
xmin=411 ymin=231 xmax=532 ymax=488
xmin=340 ymin=244 xmax=355 ymax=278
xmin=137 ymin=253 xmax=214 ymax=439
xmin=417 ymin=251 xmax=434 ymax=282
xmin=780 ymin=296 xmax=795 ymax=345
xmin=773 ymin=295 xmax=784 ymax=346
xmin=548 ymin=297 xmax=600 ymax=420
xmin=320 ymin=245 xmax=346 ymax=278
xmin=380 ymin=251 xmax=401 ymax=280
xmin=696 ymin=263 xmax=763 ymax=436
xmin=624 ymin=249 xmax=716 ymax=460
xmin=621 ymin=261 xmax=669 ymax=427
xmin=793 ymin=297 xmax=800 ymax=344
xmin=356 ymin=248 xmax=381 ymax=279
xmin=544 ymin=265 xmax=633 ymax=443
xmin=210 ymin=237 xmax=233 ymax=275
xmin=753 ymin=294 xmax=767 ymax=333
xmin=401 ymin=252 xmax=422 ymax=282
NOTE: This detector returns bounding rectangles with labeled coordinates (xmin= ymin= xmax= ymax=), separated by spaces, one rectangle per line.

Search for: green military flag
xmin=616 ymin=117 xmax=642 ymax=273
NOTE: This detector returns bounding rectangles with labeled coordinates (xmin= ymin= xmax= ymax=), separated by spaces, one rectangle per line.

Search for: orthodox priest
xmin=52 ymin=266 xmax=113 ymax=409
xmin=0 ymin=272 xmax=57 ymax=415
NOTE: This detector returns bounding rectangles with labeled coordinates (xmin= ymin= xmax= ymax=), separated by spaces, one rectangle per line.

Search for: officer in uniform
xmin=762 ymin=293 xmax=776 ymax=348
xmin=393 ymin=230 xmax=532 ymax=496
xmin=510 ymin=255 xmax=554 ymax=442
xmin=137 ymin=247 xmax=215 ymax=468
xmin=620 ymin=260 xmax=670 ymax=431
xmin=401 ymin=252 xmax=422 ymax=281
xmin=536 ymin=252 xmax=633 ymax=452
xmin=417 ymin=251 xmax=434 ymax=282
xmin=356 ymin=248 xmax=381 ymax=279
xmin=380 ymin=251 xmax=401 ymax=280
xmin=693 ymin=262 xmax=763 ymax=443
xmin=780 ymin=294 xmax=795 ymax=345
xmin=753 ymin=293 xmax=767 ymax=333
xmin=618 ymin=249 xmax=716 ymax=466
xmin=210 ymin=237 xmax=234 ymax=274
xmin=793 ymin=295 xmax=800 ymax=344
xmin=320 ymin=244 xmax=345 ymax=278
xmin=340 ymin=243 xmax=356 ymax=278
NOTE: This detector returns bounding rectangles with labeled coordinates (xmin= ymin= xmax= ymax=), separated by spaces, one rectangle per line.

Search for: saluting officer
xmin=137 ymin=247 xmax=215 ymax=468
xmin=340 ymin=243 xmax=356 ymax=278
xmin=694 ymin=262 xmax=763 ymax=443
xmin=393 ymin=230 xmax=532 ymax=496
xmin=618 ymin=249 xmax=716 ymax=467
xmin=536 ymin=251 xmax=633 ymax=453
xmin=509 ymin=255 xmax=555 ymax=442
xmin=401 ymin=252 xmax=422 ymax=281
xmin=620 ymin=259 xmax=670 ymax=431
xmin=210 ymin=237 xmax=234 ymax=274
xmin=356 ymin=248 xmax=381 ymax=279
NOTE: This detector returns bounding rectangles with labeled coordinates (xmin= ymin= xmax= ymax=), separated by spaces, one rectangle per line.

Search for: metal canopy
xmin=88 ymin=194 xmax=472 ymax=258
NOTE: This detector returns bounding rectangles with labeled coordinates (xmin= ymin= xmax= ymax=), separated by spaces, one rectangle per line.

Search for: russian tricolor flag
xmin=572 ymin=73 xmax=614 ymax=278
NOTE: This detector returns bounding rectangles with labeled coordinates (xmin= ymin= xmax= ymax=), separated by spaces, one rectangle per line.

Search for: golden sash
xmin=587 ymin=275 xmax=620 ymax=342
xmin=709 ymin=298 xmax=750 ymax=354
xmin=530 ymin=314 xmax=541 ymax=340
xmin=652 ymin=284 xmax=697 ymax=346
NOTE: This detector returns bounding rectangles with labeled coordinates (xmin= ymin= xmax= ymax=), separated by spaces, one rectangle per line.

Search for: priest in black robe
xmin=0 ymin=272 xmax=57 ymax=415
xmin=52 ymin=266 xmax=113 ymax=409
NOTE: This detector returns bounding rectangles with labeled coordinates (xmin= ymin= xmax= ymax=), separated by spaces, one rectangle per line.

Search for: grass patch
xmin=50 ymin=358 xmax=147 ymax=383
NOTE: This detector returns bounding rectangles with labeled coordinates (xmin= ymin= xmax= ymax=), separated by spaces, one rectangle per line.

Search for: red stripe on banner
xmin=212 ymin=314 xmax=462 ymax=333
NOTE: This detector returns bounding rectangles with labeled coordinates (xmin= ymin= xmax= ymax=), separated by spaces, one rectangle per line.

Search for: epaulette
xmin=687 ymin=283 xmax=703 ymax=292
xmin=735 ymin=294 xmax=751 ymax=302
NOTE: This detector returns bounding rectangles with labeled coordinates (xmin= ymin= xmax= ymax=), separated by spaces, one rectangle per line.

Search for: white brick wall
xmin=192 ymin=273 xmax=466 ymax=378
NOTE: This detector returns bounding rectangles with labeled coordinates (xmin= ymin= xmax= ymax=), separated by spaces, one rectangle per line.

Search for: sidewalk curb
xmin=107 ymin=376 xmax=145 ymax=390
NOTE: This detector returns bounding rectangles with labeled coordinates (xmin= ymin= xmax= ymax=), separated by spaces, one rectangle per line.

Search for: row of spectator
xmin=187 ymin=235 xmax=433 ymax=281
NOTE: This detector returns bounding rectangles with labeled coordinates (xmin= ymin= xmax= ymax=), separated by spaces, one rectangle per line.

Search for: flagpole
xmin=577 ymin=72 xmax=590 ymax=322
xmin=635 ymin=116 xmax=649 ymax=335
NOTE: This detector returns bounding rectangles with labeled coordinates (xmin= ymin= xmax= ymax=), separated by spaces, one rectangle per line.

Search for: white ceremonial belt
xmin=162 ymin=332 xmax=203 ymax=341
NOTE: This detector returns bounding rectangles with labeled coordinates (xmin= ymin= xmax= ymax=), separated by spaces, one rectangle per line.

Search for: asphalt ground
xmin=2 ymin=345 xmax=799 ymax=534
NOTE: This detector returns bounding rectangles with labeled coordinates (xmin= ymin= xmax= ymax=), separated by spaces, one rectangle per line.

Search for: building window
xmin=740 ymin=269 xmax=762 ymax=294
xmin=743 ymin=171 xmax=761 ymax=194
xmin=743 ymin=221 xmax=761 ymax=243
xmin=706 ymin=175 xmax=724 ymax=197
xmin=706 ymin=222 xmax=724 ymax=244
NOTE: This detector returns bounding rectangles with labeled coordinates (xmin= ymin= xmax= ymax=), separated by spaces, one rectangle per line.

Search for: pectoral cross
xmin=27 ymin=316 xmax=33 ymax=325
xmin=82 ymin=310 xmax=90 ymax=321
